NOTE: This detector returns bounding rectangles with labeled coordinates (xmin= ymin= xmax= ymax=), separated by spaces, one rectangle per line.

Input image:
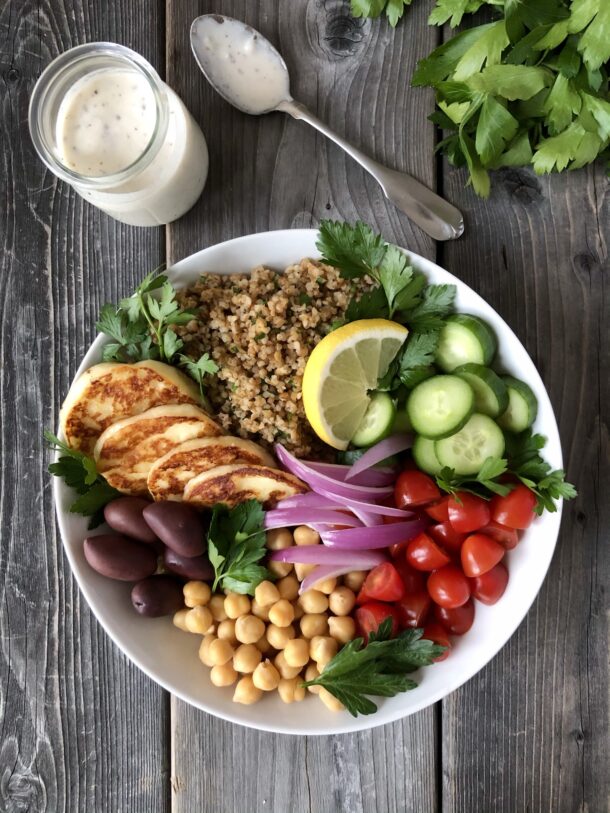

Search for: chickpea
xmin=210 ymin=662 xmax=237 ymax=687
xmin=283 ymin=637 xmax=310 ymax=668
xmin=293 ymin=526 xmax=320 ymax=546
xmin=255 ymin=633 xmax=274 ymax=655
xmin=208 ymin=638 xmax=234 ymax=666
xmin=300 ymin=614 xmax=328 ymax=639
xmin=235 ymin=614 xmax=266 ymax=645
xmin=298 ymin=590 xmax=328 ymax=614
xmin=277 ymin=574 xmax=300 ymax=601
xmin=209 ymin=594 xmax=228 ymax=622
xmin=266 ymin=528 xmax=293 ymax=550
xmin=254 ymin=580 xmax=280 ymax=607
xmin=292 ymin=600 xmax=304 ymax=620
xmin=328 ymin=615 xmax=357 ymax=644
xmin=198 ymin=634 xmax=217 ymax=667
xmin=224 ymin=593 xmax=251 ymax=619
xmin=329 ymin=586 xmax=356 ymax=616
xmin=274 ymin=650 xmax=301 ymax=680
xmin=268 ymin=599 xmax=295 ymax=627
xmin=185 ymin=605 xmax=213 ymax=634
xmin=268 ymin=560 xmax=293 ymax=578
xmin=233 ymin=675 xmax=263 ymax=705
xmin=310 ymin=636 xmax=338 ymax=667
xmin=344 ymin=571 xmax=366 ymax=592
xmin=266 ymin=623 xmax=295 ymax=650
xmin=233 ymin=644 xmax=262 ymax=674
xmin=304 ymin=662 xmax=321 ymax=694
xmin=253 ymin=659 xmax=281 ymax=691
xmin=294 ymin=563 xmax=316 ymax=581
xmin=251 ymin=598 xmax=271 ymax=621
xmin=315 ymin=577 xmax=337 ymax=595
xmin=215 ymin=619 xmax=237 ymax=645
xmin=183 ymin=580 xmax=211 ymax=607
xmin=319 ymin=687 xmax=345 ymax=712
xmin=278 ymin=677 xmax=306 ymax=704
xmin=172 ymin=608 xmax=190 ymax=632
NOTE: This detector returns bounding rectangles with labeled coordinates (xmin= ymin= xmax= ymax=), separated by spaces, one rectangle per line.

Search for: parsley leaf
xmin=302 ymin=619 xmax=445 ymax=716
xmin=436 ymin=458 xmax=514 ymax=499
xmin=378 ymin=245 xmax=415 ymax=318
xmin=350 ymin=0 xmax=413 ymax=27
xmin=45 ymin=430 xmax=121 ymax=528
xmin=317 ymin=221 xmax=386 ymax=279
xmin=400 ymin=284 xmax=457 ymax=332
xmin=345 ymin=287 xmax=389 ymax=322
xmin=207 ymin=501 xmax=273 ymax=595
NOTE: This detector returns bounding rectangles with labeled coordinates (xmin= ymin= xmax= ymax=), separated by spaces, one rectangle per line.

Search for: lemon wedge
xmin=302 ymin=319 xmax=408 ymax=450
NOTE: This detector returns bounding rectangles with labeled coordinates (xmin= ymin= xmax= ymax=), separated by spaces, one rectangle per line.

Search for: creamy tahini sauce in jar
xmin=192 ymin=16 xmax=290 ymax=114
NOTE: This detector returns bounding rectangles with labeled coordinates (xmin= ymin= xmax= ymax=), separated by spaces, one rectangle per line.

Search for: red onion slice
xmin=314 ymin=485 xmax=413 ymax=518
xmin=349 ymin=506 xmax=384 ymax=527
xmin=320 ymin=519 xmax=426 ymax=549
xmin=264 ymin=509 xmax=363 ymax=530
xmin=278 ymin=493 xmax=342 ymax=510
xmin=303 ymin=461 xmax=396 ymax=487
xmin=298 ymin=562 xmax=384 ymax=594
xmin=269 ymin=546 xmax=387 ymax=568
xmin=345 ymin=433 xmax=413 ymax=481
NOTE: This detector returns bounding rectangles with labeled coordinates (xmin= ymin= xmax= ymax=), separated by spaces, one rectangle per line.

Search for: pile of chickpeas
xmin=172 ymin=524 xmax=366 ymax=711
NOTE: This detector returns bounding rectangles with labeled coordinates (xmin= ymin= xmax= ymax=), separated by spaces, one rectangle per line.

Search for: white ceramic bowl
xmin=54 ymin=229 xmax=563 ymax=735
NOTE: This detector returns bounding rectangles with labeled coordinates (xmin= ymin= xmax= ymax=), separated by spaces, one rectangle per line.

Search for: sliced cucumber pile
xmin=435 ymin=413 xmax=505 ymax=475
xmin=436 ymin=314 xmax=497 ymax=372
xmin=351 ymin=392 xmax=396 ymax=447
xmin=412 ymin=436 xmax=443 ymax=475
xmin=497 ymin=376 xmax=538 ymax=432
xmin=454 ymin=363 xmax=508 ymax=418
xmin=407 ymin=375 xmax=474 ymax=439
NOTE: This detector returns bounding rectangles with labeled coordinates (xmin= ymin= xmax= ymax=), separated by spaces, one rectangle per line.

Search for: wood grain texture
xmin=166 ymin=2 xmax=440 ymax=812
xmin=0 ymin=2 xmax=169 ymax=812
xmin=438 ymin=162 xmax=609 ymax=813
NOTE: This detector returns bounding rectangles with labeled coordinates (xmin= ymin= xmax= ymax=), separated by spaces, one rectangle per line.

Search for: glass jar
xmin=29 ymin=42 xmax=209 ymax=227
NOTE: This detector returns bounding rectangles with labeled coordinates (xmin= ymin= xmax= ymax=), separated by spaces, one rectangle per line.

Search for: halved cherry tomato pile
xmin=353 ymin=470 xmax=537 ymax=659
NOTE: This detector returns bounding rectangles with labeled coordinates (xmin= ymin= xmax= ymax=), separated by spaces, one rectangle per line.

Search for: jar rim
xmin=28 ymin=42 xmax=169 ymax=188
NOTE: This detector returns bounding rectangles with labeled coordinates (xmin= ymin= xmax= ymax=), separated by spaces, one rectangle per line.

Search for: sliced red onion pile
xmin=272 ymin=438 xmax=420 ymax=593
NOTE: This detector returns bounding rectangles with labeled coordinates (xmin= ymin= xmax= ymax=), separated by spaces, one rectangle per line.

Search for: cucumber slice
xmin=435 ymin=413 xmax=506 ymax=475
xmin=391 ymin=408 xmax=413 ymax=435
xmin=351 ymin=392 xmax=396 ymax=447
xmin=436 ymin=314 xmax=497 ymax=372
xmin=406 ymin=375 xmax=474 ymax=440
xmin=454 ymin=363 xmax=509 ymax=417
xmin=497 ymin=376 xmax=538 ymax=431
xmin=412 ymin=436 xmax=443 ymax=475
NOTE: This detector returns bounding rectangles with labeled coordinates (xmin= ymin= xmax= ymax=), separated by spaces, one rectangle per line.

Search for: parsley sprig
xmin=207 ymin=501 xmax=273 ymax=595
xmin=302 ymin=618 xmax=445 ymax=716
xmin=45 ymin=430 xmax=120 ymax=528
xmin=96 ymin=269 xmax=219 ymax=409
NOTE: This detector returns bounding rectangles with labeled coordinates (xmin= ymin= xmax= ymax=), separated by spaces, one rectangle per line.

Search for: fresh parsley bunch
xmin=207 ymin=500 xmax=273 ymax=595
xmin=96 ymin=269 xmax=219 ymax=408
xmin=317 ymin=221 xmax=456 ymax=394
xmin=303 ymin=618 xmax=445 ymax=716
xmin=45 ymin=431 xmax=121 ymax=527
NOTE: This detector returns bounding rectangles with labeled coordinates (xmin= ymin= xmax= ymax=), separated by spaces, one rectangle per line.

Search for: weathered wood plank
xmin=439 ymin=163 xmax=609 ymax=812
xmin=166 ymin=1 xmax=441 ymax=811
xmin=0 ymin=2 xmax=169 ymax=811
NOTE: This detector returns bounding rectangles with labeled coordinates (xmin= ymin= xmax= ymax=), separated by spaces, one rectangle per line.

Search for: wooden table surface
xmin=1 ymin=1 xmax=608 ymax=811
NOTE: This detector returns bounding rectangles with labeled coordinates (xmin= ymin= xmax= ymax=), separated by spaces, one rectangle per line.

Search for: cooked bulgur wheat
xmin=176 ymin=259 xmax=369 ymax=459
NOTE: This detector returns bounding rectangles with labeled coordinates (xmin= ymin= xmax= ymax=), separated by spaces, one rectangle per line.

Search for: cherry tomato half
xmin=396 ymin=590 xmax=431 ymax=629
xmin=393 ymin=558 xmax=425 ymax=593
xmin=394 ymin=470 xmax=441 ymax=509
xmin=355 ymin=602 xmax=400 ymax=643
xmin=425 ymin=496 xmax=450 ymax=523
xmin=427 ymin=565 xmax=471 ymax=608
xmin=422 ymin=622 xmax=451 ymax=661
xmin=490 ymin=485 xmax=537 ymax=529
xmin=429 ymin=521 xmax=466 ymax=553
xmin=470 ymin=562 xmax=509 ymax=605
xmin=433 ymin=598 xmax=475 ymax=635
xmin=357 ymin=562 xmax=405 ymax=604
xmin=448 ymin=492 xmax=491 ymax=533
xmin=481 ymin=520 xmax=519 ymax=550
xmin=460 ymin=533 xmax=505 ymax=578
xmin=406 ymin=532 xmax=451 ymax=571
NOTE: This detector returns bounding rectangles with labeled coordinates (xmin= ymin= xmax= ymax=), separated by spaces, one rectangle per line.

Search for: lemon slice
xmin=302 ymin=319 xmax=408 ymax=450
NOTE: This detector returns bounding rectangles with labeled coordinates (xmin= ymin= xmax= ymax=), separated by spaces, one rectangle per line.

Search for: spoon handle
xmin=278 ymin=99 xmax=464 ymax=242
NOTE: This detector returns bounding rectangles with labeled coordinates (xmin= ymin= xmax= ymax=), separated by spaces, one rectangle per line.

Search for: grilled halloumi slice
xmin=183 ymin=464 xmax=307 ymax=509
xmin=147 ymin=436 xmax=276 ymax=502
xmin=60 ymin=360 xmax=202 ymax=454
xmin=93 ymin=404 xmax=222 ymax=496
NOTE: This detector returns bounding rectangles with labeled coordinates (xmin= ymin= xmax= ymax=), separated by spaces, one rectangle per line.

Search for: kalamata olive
xmin=143 ymin=502 xmax=206 ymax=558
xmin=164 ymin=548 xmax=214 ymax=581
xmin=104 ymin=497 xmax=159 ymax=544
xmin=131 ymin=575 xmax=184 ymax=617
xmin=84 ymin=534 xmax=158 ymax=581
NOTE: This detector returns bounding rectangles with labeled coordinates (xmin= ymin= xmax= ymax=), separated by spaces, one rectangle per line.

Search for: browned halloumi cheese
xmin=60 ymin=360 xmax=202 ymax=454
xmin=93 ymin=404 xmax=222 ymax=496
xmin=183 ymin=464 xmax=307 ymax=509
xmin=147 ymin=436 xmax=276 ymax=502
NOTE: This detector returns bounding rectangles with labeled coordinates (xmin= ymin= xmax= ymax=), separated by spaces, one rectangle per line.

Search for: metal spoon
xmin=190 ymin=14 xmax=464 ymax=242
